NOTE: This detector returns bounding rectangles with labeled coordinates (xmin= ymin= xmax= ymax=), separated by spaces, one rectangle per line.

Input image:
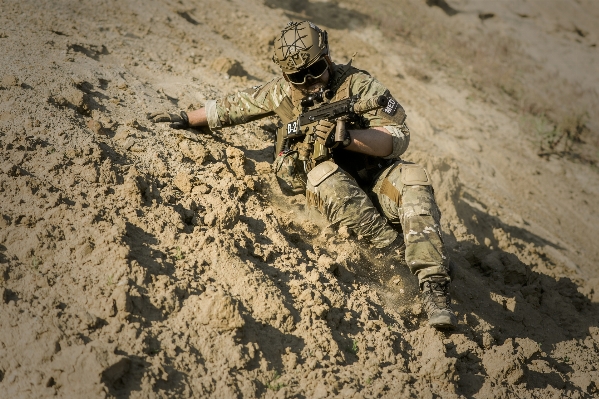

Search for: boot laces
xmin=422 ymin=278 xmax=451 ymax=313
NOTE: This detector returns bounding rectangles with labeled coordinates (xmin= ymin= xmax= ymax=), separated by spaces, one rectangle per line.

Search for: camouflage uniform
xmin=205 ymin=63 xmax=450 ymax=285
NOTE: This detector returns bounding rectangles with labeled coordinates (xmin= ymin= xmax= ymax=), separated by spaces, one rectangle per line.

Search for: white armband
xmin=205 ymin=100 xmax=222 ymax=130
xmin=382 ymin=123 xmax=410 ymax=159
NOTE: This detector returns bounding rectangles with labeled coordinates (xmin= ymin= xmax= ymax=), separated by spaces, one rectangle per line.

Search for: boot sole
xmin=428 ymin=311 xmax=457 ymax=329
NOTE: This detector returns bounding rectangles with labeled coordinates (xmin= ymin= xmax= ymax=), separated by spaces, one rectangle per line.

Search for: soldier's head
xmin=272 ymin=21 xmax=332 ymax=93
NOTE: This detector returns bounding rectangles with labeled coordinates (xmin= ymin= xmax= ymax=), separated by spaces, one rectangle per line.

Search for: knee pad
xmin=402 ymin=164 xmax=434 ymax=217
xmin=305 ymin=161 xmax=339 ymax=210
xmin=307 ymin=161 xmax=339 ymax=187
xmin=400 ymin=164 xmax=431 ymax=186
xmin=380 ymin=163 xmax=433 ymax=213
xmin=305 ymin=161 xmax=363 ymax=213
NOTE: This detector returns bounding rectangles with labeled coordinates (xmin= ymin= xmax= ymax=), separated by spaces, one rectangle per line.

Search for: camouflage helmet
xmin=272 ymin=21 xmax=329 ymax=74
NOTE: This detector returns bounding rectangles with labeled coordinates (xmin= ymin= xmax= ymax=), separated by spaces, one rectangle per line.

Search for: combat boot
xmin=420 ymin=277 xmax=457 ymax=329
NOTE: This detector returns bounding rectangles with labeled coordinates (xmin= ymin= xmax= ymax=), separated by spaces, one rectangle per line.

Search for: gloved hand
xmin=324 ymin=119 xmax=351 ymax=149
xmin=147 ymin=111 xmax=190 ymax=129
xmin=312 ymin=119 xmax=336 ymax=141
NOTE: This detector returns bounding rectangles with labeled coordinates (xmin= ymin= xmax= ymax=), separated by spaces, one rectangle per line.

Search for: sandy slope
xmin=1 ymin=0 xmax=598 ymax=398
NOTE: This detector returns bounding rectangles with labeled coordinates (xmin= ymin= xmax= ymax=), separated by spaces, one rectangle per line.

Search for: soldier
xmin=148 ymin=21 xmax=457 ymax=329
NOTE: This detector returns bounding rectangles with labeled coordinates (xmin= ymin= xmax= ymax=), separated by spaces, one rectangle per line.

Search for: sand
xmin=1 ymin=0 xmax=598 ymax=397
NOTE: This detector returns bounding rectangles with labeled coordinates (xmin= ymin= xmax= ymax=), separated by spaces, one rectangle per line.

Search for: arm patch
xmin=380 ymin=91 xmax=406 ymax=125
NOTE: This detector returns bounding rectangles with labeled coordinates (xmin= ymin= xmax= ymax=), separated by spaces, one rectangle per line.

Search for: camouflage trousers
xmin=305 ymin=160 xmax=450 ymax=284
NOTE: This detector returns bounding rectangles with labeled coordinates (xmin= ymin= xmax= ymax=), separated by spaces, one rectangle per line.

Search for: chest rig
xmin=272 ymin=64 xmax=361 ymax=195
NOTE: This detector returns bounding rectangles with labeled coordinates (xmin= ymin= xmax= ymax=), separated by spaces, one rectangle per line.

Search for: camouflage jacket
xmin=205 ymin=63 xmax=410 ymax=188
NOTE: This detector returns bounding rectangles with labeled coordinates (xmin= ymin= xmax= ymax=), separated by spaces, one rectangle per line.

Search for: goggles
xmin=286 ymin=58 xmax=329 ymax=85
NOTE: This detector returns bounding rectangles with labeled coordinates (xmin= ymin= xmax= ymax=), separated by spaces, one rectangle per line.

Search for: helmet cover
xmin=272 ymin=21 xmax=329 ymax=74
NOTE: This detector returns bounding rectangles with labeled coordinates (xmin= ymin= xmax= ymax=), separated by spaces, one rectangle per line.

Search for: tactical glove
xmin=147 ymin=111 xmax=190 ymax=129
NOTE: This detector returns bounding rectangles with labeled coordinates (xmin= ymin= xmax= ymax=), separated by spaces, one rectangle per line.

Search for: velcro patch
xmin=378 ymin=92 xmax=406 ymax=125
xmin=286 ymin=120 xmax=299 ymax=136
xmin=400 ymin=164 xmax=431 ymax=186
xmin=382 ymin=97 xmax=399 ymax=116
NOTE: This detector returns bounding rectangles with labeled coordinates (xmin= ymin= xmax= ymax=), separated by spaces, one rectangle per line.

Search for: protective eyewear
xmin=286 ymin=58 xmax=329 ymax=85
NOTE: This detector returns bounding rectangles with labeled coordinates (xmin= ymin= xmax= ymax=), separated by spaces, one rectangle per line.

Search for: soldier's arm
xmin=149 ymin=78 xmax=284 ymax=130
xmin=175 ymin=89 xmax=273 ymax=128
xmin=345 ymin=73 xmax=410 ymax=159
xmin=201 ymin=78 xmax=284 ymax=130
xmin=344 ymin=126 xmax=393 ymax=157
xmin=185 ymin=99 xmax=397 ymax=157
xmin=187 ymin=107 xmax=208 ymax=127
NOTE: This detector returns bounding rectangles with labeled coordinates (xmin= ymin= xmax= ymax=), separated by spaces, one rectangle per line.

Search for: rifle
xmin=275 ymin=94 xmax=397 ymax=158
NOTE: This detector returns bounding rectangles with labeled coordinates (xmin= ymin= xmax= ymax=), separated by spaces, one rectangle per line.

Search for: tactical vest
xmin=272 ymin=64 xmax=361 ymax=195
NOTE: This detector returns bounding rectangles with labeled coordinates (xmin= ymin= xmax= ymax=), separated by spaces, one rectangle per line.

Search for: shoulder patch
xmin=382 ymin=97 xmax=399 ymax=116
xmin=379 ymin=92 xmax=406 ymax=125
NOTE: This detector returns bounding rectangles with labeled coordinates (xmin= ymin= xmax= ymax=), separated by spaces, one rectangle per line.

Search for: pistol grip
xmin=335 ymin=119 xmax=347 ymax=142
